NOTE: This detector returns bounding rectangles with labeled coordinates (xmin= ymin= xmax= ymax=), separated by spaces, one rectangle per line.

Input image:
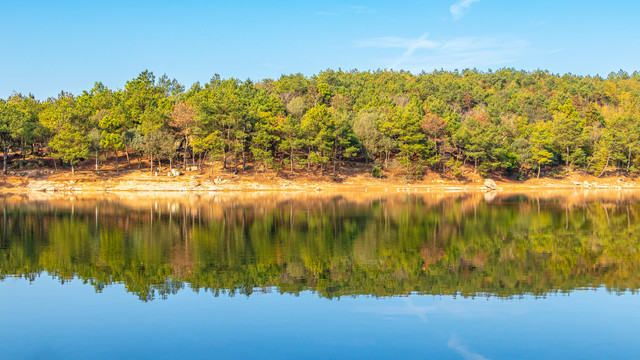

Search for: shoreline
xmin=1 ymin=169 xmax=639 ymax=193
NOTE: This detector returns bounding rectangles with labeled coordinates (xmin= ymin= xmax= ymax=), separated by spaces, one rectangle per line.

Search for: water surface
xmin=1 ymin=191 xmax=639 ymax=359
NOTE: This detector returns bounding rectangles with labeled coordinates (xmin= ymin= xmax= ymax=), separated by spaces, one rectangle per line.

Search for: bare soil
xmin=1 ymin=153 xmax=639 ymax=193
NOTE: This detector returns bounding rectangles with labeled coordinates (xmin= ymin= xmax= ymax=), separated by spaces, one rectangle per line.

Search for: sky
xmin=1 ymin=0 xmax=638 ymax=99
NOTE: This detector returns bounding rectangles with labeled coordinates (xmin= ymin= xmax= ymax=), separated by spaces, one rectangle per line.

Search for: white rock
xmin=484 ymin=179 xmax=497 ymax=190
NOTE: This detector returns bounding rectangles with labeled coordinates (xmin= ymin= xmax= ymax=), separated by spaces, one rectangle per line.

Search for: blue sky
xmin=1 ymin=0 xmax=638 ymax=99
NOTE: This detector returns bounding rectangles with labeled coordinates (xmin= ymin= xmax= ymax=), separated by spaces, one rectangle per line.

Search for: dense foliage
xmin=2 ymin=69 xmax=640 ymax=178
xmin=2 ymin=194 xmax=639 ymax=300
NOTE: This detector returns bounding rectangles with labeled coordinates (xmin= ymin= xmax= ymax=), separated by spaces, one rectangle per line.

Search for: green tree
xmin=300 ymin=104 xmax=333 ymax=175
xmin=529 ymin=123 xmax=554 ymax=178
xmin=550 ymin=100 xmax=586 ymax=169
xmin=48 ymin=124 xmax=90 ymax=175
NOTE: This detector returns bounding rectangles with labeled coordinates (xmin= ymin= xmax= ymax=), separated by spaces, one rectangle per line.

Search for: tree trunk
xmin=627 ymin=145 xmax=632 ymax=172
xmin=537 ymin=163 xmax=541 ymax=179
xmin=2 ymin=139 xmax=7 ymax=174
xmin=566 ymin=146 xmax=570 ymax=169
xmin=169 ymin=157 xmax=173 ymax=170
xmin=307 ymin=147 xmax=311 ymax=175
xmin=53 ymin=158 xmax=57 ymax=173
xmin=222 ymin=147 xmax=227 ymax=171
xmin=95 ymin=150 xmax=98 ymax=171
xmin=385 ymin=150 xmax=389 ymax=169
xmin=290 ymin=143 xmax=294 ymax=176
xmin=150 ymin=153 xmax=154 ymax=173
xmin=598 ymin=152 xmax=611 ymax=178
xmin=233 ymin=151 xmax=237 ymax=173
xmin=242 ymin=148 xmax=246 ymax=171
xmin=115 ymin=150 xmax=119 ymax=175
xmin=184 ymin=135 xmax=188 ymax=171
xmin=71 ymin=162 xmax=75 ymax=176
xmin=125 ymin=147 xmax=131 ymax=165
xmin=333 ymin=145 xmax=338 ymax=177
xmin=339 ymin=151 xmax=343 ymax=177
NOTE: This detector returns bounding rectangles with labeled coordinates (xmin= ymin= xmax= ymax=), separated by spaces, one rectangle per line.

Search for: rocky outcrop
xmin=484 ymin=179 xmax=497 ymax=190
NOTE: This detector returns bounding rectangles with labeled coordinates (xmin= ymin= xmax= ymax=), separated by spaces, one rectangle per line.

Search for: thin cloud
xmin=356 ymin=33 xmax=439 ymax=49
xmin=356 ymin=298 xmax=437 ymax=322
xmin=447 ymin=334 xmax=491 ymax=360
xmin=450 ymin=0 xmax=480 ymax=20
xmin=356 ymin=33 xmax=531 ymax=71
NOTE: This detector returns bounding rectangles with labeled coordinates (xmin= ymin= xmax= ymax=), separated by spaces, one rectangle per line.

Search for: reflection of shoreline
xmin=2 ymin=189 xmax=640 ymax=214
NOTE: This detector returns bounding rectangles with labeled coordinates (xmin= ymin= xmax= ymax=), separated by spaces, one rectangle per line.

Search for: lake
xmin=1 ymin=190 xmax=639 ymax=359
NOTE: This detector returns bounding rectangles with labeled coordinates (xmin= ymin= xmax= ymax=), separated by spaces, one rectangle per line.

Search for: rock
xmin=484 ymin=179 xmax=497 ymax=190
xmin=315 ymin=187 xmax=322 ymax=192
xmin=188 ymin=166 xmax=199 ymax=171
xmin=583 ymin=181 xmax=590 ymax=187
xmin=169 ymin=169 xmax=182 ymax=177
xmin=571 ymin=181 xmax=581 ymax=186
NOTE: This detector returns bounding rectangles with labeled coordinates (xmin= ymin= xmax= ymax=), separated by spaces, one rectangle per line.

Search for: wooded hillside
xmin=1 ymin=68 xmax=639 ymax=179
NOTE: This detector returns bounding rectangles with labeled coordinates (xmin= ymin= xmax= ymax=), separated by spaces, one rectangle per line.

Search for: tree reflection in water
xmin=1 ymin=191 xmax=639 ymax=301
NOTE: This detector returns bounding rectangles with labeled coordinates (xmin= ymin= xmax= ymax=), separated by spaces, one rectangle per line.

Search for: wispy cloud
xmin=450 ymin=0 xmax=480 ymax=20
xmin=356 ymin=33 xmax=531 ymax=71
xmin=356 ymin=34 xmax=439 ymax=49
xmin=356 ymin=298 xmax=437 ymax=322
xmin=448 ymin=334 xmax=491 ymax=360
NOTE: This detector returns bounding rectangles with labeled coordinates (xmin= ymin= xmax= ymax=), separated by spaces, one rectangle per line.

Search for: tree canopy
xmin=1 ymin=68 xmax=640 ymax=178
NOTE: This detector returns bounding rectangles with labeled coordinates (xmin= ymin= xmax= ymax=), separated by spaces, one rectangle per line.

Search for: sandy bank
xmin=1 ymin=168 xmax=639 ymax=194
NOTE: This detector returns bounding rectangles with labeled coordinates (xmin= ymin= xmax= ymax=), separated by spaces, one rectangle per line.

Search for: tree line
xmin=1 ymin=68 xmax=639 ymax=178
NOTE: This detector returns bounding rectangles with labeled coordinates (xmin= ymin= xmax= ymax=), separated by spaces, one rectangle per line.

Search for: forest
xmin=1 ymin=68 xmax=640 ymax=179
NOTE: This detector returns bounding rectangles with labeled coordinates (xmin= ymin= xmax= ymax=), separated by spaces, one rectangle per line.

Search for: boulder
xmin=583 ymin=181 xmax=591 ymax=187
xmin=484 ymin=179 xmax=497 ymax=190
xmin=571 ymin=181 xmax=581 ymax=186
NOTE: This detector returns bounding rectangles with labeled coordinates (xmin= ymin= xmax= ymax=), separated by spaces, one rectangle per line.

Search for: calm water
xmin=1 ymin=191 xmax=639 ymax=359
